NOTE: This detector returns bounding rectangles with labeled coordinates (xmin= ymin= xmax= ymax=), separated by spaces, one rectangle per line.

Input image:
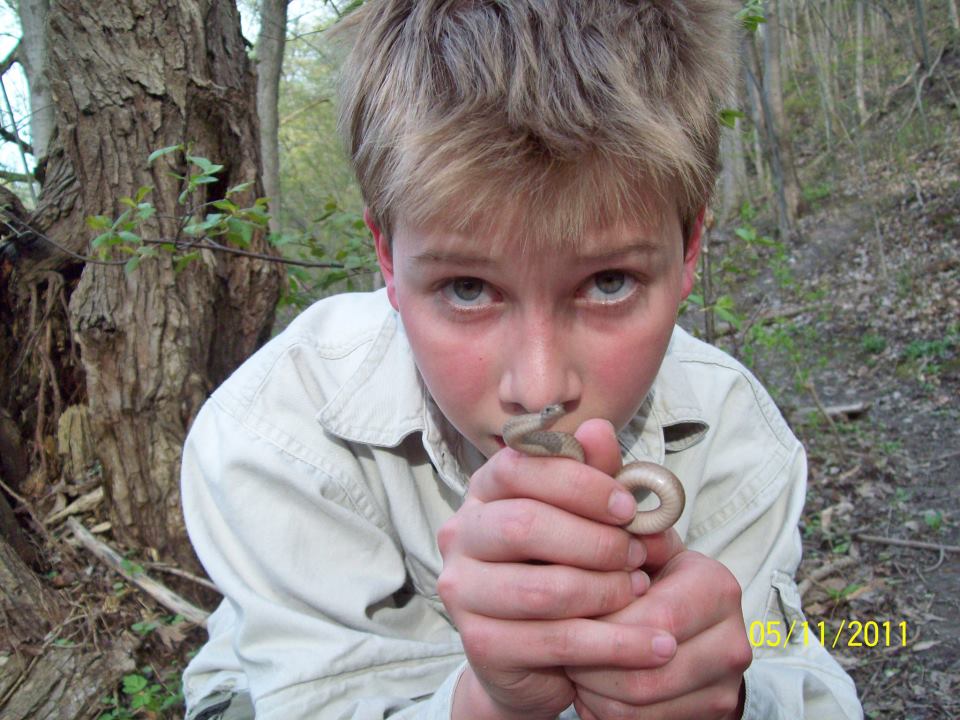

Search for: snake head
xmin=539 ymin=404 xmax=567 ymax=428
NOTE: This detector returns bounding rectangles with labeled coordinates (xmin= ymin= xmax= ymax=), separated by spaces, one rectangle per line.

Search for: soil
xmin=680 ymin=137 xmax=960 ymax=719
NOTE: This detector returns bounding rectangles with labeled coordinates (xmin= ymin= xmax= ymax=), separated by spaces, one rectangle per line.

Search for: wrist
xmin=452 ymin=667 xmax=557 ymax=720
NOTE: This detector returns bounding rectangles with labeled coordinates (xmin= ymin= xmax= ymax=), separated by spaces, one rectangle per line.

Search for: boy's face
xmin=369 ymin=205 xmax=702 ymax=459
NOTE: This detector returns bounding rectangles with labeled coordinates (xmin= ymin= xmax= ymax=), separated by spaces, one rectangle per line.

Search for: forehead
xmin=393 ymin=190 xmax=679 ymax=260
xmin=394 ymin=210 xmax=682 ymax=269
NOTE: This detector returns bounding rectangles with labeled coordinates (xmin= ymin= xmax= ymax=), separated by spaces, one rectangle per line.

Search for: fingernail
xmin=653 ymin=633 xmax=676 ymax=658
xmin=609 ymin=489 xmax=636 ymax=521
xmin=627 ymin=538 xmax=646 ymax=567
xmin=630 ymin=569 xmax=650 ymax=595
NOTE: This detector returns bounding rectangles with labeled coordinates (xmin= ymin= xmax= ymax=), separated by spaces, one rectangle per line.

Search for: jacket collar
xmin=317 ymin=301 xmax=709 ymax=485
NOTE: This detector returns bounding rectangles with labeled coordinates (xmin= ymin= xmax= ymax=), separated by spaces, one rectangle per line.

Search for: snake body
xmin=502 ymin=405 xmax=685 ymax=535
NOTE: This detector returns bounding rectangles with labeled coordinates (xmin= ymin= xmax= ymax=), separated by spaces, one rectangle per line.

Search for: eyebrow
xmin=410 ymin=240 xmax=662 ymax=267
xmin=410 ymin=250 xmax=496 ymax=267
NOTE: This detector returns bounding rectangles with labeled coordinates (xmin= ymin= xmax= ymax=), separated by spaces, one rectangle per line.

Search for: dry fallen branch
xmin=44 ymin=487 xmax=104 ymax=525
xmin=799 ymin=556 xmax=860 ymax=600
xmin=855 ymin=533 xmax=960 ymax=555
xmin=66 ymin=517 xmax=209 ymax=626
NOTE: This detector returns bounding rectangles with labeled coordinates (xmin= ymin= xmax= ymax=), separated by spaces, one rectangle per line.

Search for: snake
xmin=501 ymin=404 xmax=685 ymax=535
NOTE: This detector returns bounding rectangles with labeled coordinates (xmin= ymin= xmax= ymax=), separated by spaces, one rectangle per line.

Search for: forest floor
xmin=682 ymin=134 xmax=960 ymax=719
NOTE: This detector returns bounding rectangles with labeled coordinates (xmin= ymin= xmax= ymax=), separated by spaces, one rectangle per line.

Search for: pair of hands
xmin=439 ymin=418 xmax=752 ymax=720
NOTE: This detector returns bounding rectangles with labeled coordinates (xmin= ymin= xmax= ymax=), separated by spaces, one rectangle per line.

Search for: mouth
xmin=493 ymin=435 xmax=506 ymax=449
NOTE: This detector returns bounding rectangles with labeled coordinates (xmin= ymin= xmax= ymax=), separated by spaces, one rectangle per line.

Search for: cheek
xmin=588 ymin=315 xmax=675 ymax=423
xmin=401 ymin=309 xmax=492 ymax=415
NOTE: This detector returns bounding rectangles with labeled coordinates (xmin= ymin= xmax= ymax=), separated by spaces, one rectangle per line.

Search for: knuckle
xmin=716 ymin=569 xmax=744 ymax=607
xmin=515 ymin=574 xmax=565 ymax=617
xmin=590 ymin=528 xmax=628 ymax=569
xmin=541 ymin=622 xmax=576 ymax=661
xmin=460 ymin=623 xmax=495 ymax=665
xmin=435 ymin=566 xmax=460 ymax=607
xmin=706 ymin=686 xmax=742 ymax=717
xmin=495 ymin=501 xmax=538 ymax=548
xmin=730 ymin=633 xmax=754 ymax=673
xmin=436 ymin=516 xmax=460 ymax=557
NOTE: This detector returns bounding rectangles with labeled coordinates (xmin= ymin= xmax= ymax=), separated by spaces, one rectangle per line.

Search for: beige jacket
xmin=181 ymin=289 xmax=862 ymax=719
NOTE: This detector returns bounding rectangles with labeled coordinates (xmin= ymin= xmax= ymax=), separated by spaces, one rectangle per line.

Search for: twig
xmin=802 ymin=376 xmax=847 ymax=462
xmin=799 ymin=555 xmax=860 ymax=599
xmin=66 ymin=517 xmax=210 ymax=626
xmin=145 ymin=562 xmax=219 ymax=593
xmin=44 ymin=487 xmax=104 ymax=525
xmin=855 ymin=533 xmax=960 ymax=555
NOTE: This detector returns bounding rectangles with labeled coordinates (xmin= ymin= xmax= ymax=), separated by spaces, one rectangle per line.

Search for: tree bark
xmin=0 ymin=0 xmax=284 ymax=570
xmin=761 ymin=0 xmax=801 ymax=229
xmin=16 ymin=0 xmax=55 ymax=162
xmin=0 ymin=534 xmax=140 ymax=720
xmin=256 ymin=0 xmax=289 ymax=234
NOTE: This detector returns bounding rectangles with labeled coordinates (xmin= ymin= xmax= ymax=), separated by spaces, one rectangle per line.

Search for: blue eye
xmin=441 ymin=277 xmax=493 ymax=307
xmin=583 ymin=271 xmax=637 ymax=302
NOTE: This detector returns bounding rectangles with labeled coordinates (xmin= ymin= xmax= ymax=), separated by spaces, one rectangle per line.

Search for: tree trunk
xmin=718 ymin=119 xmax=747 ymax=222
xmin=0 ymin=0 xmax=283 ymax=571
xmin=761 ymin=0 xmax=801 ymax=229
xmin=0 ymin=534 xmax=140 ymax=720
xmin=16 ymin=0 xmax=55 ymax=162
xmin=256 ymin=0 xmax=289 ymax=234
xmin=855 ymin=0 xmax=868 ymax=124
xmin=803 ymin=0 xmax=835 ymax=152
xmin=912 ymin=0 xmax=931 ymax=69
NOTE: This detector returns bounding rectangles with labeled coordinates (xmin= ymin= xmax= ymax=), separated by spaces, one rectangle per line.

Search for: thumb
xmin=573 ymin=418 xmax=623 ymax=477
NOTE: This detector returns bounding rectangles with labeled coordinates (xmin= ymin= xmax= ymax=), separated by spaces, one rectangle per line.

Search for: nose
xmin=498 ymin=309 xmax=582 ymax=415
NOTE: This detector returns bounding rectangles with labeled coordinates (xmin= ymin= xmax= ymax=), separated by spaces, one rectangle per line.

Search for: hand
xmin=440 ymin=419 xmax=678 ymax=720
xmin=567 ymin=549 xmax=752 ymax=720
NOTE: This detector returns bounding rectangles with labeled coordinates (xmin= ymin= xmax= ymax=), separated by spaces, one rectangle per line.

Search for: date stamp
xmin=749 ymin=620 xmax=909 ymax=649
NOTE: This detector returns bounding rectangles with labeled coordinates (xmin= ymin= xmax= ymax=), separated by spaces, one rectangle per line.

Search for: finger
xmin=573 ymin=418 xmax=623 ymax=477
xmin=636 ymin=528 xmax=685 ymax=570
xmin=458 ymin=616 xmax=677 ymax=671
xmin=574 ymin=678 xmax=745 ymax=720
xmin=604 ymin=552 xmax=744 ymax=642
xmin=440 ymin=557 xmax=650 ymax=619
xmin=566 ymin=614 xmax=751 ymax=705
xmin=451 ymin=497 xmax=647 ymax=570
xmin=471 ymin=450 xmax=640 ymax=526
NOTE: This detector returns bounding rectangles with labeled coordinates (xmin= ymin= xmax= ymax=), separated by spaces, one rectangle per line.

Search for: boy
xmin=182 ymin=1 xmax=863 ymax=718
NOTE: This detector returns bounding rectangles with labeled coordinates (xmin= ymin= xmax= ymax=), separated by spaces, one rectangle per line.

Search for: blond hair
xmin=335 ymin=0 xmax=737 ymax=248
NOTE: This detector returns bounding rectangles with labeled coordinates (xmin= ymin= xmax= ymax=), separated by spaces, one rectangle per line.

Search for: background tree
xmin=256 ymin=0 xmax=291 ymax=233
xmin=0 ymin=0 xmax=282 ymax=576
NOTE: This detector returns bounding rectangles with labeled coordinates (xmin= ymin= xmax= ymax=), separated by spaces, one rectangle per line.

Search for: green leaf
xmin=226 ymin=181 xmax=254 ymax=197
xmin=189 ymin=174 xmax=219 ymax=186
xmin=174 ymin=252 xmax=200 ymax=274
xmin=124 ymin=256 xmax=141 ymax=274
xmin=225 ymin=217 xmax=254 ymax=247
xmin=86 ymin=215 xmax=112 ymax=231
xmin=211 ymin=199 xmax=239 ymax=213
xmin=122 ymin=674 xmax=149 ymax=694
xmin=120 ymin=559 xmax=145 ymax=575
xmin=718 ymin=109 xmax=745 ymax=129
xmin=91 ymin=232 xmax=117 ymax=249
xmin=147 ymin=145 xmax=182 ymax=164
xmin=185 ymin=155 xmax=223 ymax=176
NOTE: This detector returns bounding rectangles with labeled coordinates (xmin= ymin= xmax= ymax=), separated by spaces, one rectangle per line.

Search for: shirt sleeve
xmin=683 ymin=404 xmax=863 ymax=719
xmin=180 ymin=394 xmax=466 ymax=719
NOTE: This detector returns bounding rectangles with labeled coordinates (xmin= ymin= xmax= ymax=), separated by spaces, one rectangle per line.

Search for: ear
xmin=679 ymin=207 xmax=705 ymax=300
xmin=366 ymin=208 xmax=400 ymax=311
